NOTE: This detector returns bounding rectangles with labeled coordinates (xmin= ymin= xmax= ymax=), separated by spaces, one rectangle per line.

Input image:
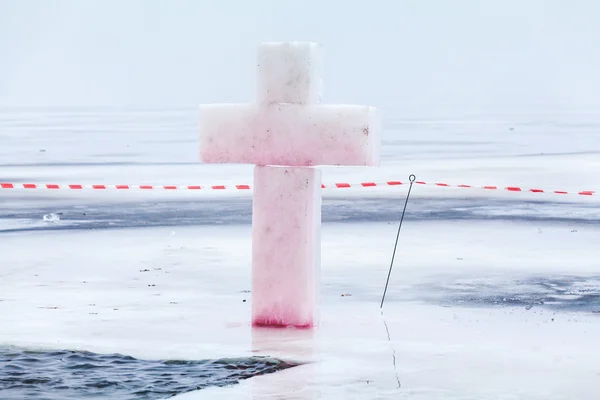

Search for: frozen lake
xmin=1 ymin=108 xmax=599 ymax=399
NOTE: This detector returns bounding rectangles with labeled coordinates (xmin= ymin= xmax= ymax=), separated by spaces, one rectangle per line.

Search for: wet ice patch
xmin=0 ymin=217 xmax=79 ymax=232
xmin=0 ymin=347 xmax=299 ymax=399
xmin=3 ymin=197 xmax=600 ymax=234
xmin=422 ymin=275 xmax=600 ymax=313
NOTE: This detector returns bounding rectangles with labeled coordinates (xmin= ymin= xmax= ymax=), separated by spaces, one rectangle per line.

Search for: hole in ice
xmin=0 ymin=347 xmax=299 ymax=399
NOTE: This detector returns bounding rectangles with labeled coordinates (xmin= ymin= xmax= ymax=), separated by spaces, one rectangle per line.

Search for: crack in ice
xmin=381 ymin=311 xmax=401 ymax=389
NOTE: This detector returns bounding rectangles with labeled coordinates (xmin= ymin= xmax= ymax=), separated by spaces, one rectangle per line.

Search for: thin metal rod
xmin=380 ymin=174 xmax=416 ymax=308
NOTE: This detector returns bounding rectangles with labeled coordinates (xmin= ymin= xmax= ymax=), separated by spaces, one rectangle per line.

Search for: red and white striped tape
xmin=0 ymin=181 xmax=596 ymax=196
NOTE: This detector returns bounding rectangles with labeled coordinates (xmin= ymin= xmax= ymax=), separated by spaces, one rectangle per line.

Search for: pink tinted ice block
xmin=199 ymin=103 xmax=381 ymax=167
xmin=251 ymin=165 xmax=321 ymax=328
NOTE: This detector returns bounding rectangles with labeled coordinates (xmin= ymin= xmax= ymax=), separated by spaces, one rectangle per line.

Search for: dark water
xmin=0 ymin=348 xmax=299 ymax=399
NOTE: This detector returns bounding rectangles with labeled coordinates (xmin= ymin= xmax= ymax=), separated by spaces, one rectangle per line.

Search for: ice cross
xmin=199 ymin=42 xmax=381 ymax=328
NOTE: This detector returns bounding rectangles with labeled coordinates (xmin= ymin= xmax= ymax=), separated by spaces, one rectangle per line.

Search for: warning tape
xmin=0 ymin=181 xmax=596 ymax=196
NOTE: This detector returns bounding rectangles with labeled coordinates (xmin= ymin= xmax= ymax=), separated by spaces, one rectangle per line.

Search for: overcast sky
xmin=0 ymin=0 xmax=599 ymax=112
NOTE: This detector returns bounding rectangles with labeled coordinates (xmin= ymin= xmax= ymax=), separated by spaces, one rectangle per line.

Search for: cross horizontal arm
xmin=199 ymin=104 xmax=380 ymax=167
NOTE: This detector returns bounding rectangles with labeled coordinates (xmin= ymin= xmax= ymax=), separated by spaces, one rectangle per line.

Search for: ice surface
xmin=199 ymin=104 xmax=380 ymax=166
xmin=2 ymin=108 xmax=598 ymax=195
xmin=1 ymin=222 xmax=600 ymax=400
xmin=257 ymin=42 xmax=322 ymax=105
xmin=1 ymin=108 xmax=600 ymax=399
xmin=252 ymin=166 xmax=321 ymax=327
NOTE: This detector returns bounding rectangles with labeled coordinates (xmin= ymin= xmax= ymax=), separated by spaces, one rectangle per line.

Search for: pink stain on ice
xmin=252 ymin=319 xmax=314 ymax=329
xmin=199 ymin=42 xmax=381 ymax=328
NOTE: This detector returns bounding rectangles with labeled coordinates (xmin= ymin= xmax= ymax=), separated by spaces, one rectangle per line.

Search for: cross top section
xmin=257 ymin=42 xmax=323 ymax=105
xmin=199 ymin=41 xmax=380 ymax=167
